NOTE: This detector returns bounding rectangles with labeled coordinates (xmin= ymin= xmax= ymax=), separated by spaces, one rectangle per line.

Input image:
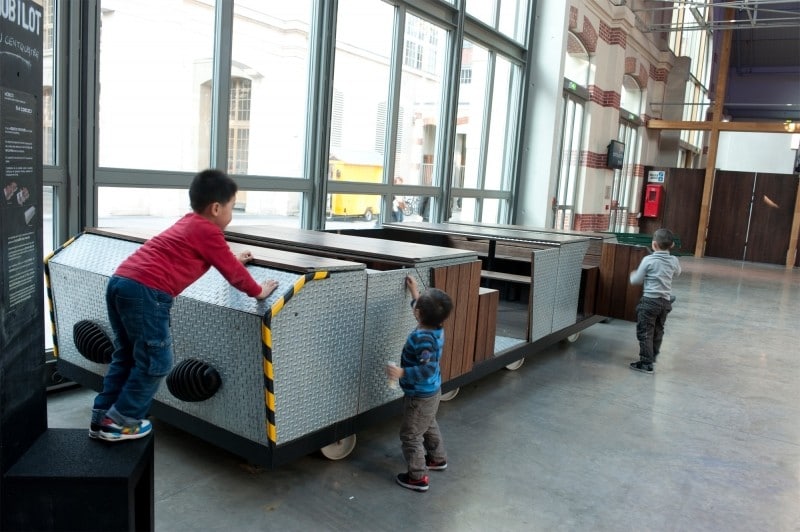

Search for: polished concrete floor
xmin=47 ymin=256 xmax=800 ymax=531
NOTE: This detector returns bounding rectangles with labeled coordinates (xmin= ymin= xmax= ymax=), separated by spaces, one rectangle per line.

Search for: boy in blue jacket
xmin=386 ymin=276 xmax=453 ymax=492
xmin=629 ymin=228 xmax=682 ymax=374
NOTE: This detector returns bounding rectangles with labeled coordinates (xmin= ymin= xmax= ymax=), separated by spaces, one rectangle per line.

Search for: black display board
xmin=0 ymin=0 xmax=45 ymax=518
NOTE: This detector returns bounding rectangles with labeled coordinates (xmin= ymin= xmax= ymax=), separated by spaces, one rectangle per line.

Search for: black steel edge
xmin=443 ymin=314 xmax=606 ymax=390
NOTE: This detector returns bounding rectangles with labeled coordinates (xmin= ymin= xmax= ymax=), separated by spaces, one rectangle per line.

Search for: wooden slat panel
xmin=624 ymin=251 xmax=644 ymax=321
xmin=596 ymin=242 xmax=616 ymax=316
xmin=579 ymin=265 xmax=598 ymax=316
xmin=597 ymin=243 xmax=646 ymax=321
xmin=475 ymin=288 xmax=498 ymax=363
xmin=432 ymin=261 xmax=481 ymax=381
xmin=443 ymin=265 xmax=461 ymax=381
xmin=609 ymin=245 xmax=630 ymax=318
xmin=449 ymin=263 xmax=470 ymax=379
xmin=461 ymin=261 xmax=482 ymax=375
xmin=431 ymin=267 xmax=453 ymax=381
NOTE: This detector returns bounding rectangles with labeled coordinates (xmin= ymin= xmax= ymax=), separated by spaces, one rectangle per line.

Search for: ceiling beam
xmin=646 ymin=119 xmax=790 ymax=133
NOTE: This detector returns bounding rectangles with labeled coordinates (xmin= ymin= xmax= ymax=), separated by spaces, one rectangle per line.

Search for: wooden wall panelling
xmin=705 ymin=171 xmax=754 ymax=260
xmin=746 ymin=173 xmax=798 ymax=265
xmin=640 ymin=168 xmax=704 ymax=254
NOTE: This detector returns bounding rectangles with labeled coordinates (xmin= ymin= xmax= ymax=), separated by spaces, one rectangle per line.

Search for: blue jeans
xmin=93 ymin=275 xmax=174 ymax=424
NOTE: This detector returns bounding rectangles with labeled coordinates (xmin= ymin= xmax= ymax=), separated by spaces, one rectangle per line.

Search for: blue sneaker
xmin=97 ymin=416 xmax=152 ymax=442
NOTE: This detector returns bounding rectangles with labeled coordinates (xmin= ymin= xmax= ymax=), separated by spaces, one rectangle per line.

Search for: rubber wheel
xmin=505 ymin=358 xmax=525 ymax=371
xmin=319 ymin=434 xmax=357 ymax=460
xmin=565 ymin=332 xmax=580 ymax=343
xmin=363 ymin=209 xmax=373 ymax=222
xmin=440 ymin=387 xmax=459 ymax=401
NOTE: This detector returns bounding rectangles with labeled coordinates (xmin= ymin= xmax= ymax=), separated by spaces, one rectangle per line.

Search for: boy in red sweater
xmin=89 ymin=169 xmax=278 ymax=442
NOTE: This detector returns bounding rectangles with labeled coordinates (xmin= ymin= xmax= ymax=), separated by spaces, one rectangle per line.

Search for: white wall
xmin=516 ymin=2 xmax=569 ymax=227
xmin=717 ymin=132 xmax=797 ymax=174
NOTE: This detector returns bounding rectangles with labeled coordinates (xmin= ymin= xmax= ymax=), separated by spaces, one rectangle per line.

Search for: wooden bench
xmin=480 ymin=270 xmax=531 ymax=301
xmin=480 ymin=270 xmax=531 ymax=285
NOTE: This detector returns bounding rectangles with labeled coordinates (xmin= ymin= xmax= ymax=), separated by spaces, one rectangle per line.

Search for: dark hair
xmin=189 ymin=169 xmax=238 ymax=212
xmin=415 ymin=288 xmax=453 ymax=328
xmin=653 ymin=228 xmax=675 ymax=250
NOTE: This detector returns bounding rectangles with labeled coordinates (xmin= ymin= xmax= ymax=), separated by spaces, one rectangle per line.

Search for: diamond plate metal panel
xmin=494 ymin=335 xmax=526 ymax=353
xmin=552 ymin=240 xmax=590 ymax=331
xmin=48 ymin=263 xmax=114 ymax=376
xmin=270 ymin=269 xmax=366 ymax=444
xmin=159 ymin=299 xmax=266 ymax=443
xmin=49 ymin=233 xmax=140 ymax=276
xmin=48 ymin=233 xmax=370 ymax=448
xmin=357 ymin=268 xmax=422 ymax=413
xmin=529 ymin=248 xmax=560 ymax=341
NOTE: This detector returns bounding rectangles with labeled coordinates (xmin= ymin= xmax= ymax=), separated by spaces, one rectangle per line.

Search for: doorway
xmin=705 ymin=171 xmax=798 ymax=265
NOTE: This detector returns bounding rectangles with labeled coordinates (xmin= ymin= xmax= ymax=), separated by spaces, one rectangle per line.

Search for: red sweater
xmin=114 ymin=213 xmax=262 ymax=298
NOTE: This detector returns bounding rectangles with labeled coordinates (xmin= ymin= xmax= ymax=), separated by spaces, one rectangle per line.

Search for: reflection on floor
xmin=45 ymin=256 xmax=800 ymax=531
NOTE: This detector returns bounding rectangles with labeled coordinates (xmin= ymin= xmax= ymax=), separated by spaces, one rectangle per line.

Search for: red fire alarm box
xmin=643 ymin=184 xmax=663 ymax=218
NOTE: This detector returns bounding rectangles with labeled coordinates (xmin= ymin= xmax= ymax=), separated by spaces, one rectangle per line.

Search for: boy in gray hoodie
xmin=628 ymin=228 xmax=682 ymax=374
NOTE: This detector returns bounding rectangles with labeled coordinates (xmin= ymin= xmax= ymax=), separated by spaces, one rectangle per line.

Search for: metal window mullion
xmin=210 ymin=1 xmax=233 ymax=171
xmin=403 ymin=0 xmax=456 ymax=28
xmin=382 ymin=5 xmax=405 ymax=221
xmin=45 ymin=0 xmax=71 ymax=244
xmin=498 ymin=59 xmax=523 ymax=221
xmin=474 ymin=50 xmax=496 ymax=221
xmin=434 ymin=3 xmax=464 ymax=223
xmin=306 ymin=0 xmax=337 ymax=229
xmin=80 ymin=0 xmax=99 ymax=230
xmin=463 ymin=14 xmax=525 ymax=63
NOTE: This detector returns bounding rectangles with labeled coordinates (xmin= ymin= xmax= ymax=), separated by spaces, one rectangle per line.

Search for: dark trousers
xmin=635 ymin=296 xmax=672 ymax=364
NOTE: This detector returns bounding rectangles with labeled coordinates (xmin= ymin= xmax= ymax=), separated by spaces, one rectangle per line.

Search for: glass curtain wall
xmin=669 ymin=4 xmax=712 ymax=160
xmin=45 ymin=0 xmax=530 ymax=238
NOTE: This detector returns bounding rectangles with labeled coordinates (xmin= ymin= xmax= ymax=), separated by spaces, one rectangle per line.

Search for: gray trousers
xmin=399 ymin=390 xmax=446 ymax=479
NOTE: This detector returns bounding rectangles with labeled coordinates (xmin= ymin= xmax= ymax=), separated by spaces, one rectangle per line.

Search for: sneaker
xmin=629 ymin=361 xmax=654 ymax=374
xmin=396 ymin=473 xmax=429 ymax=492
xmin=97 ymin=416 xmax=153 ymax=442
xmin=88 ymin=409 xmax=106 ymax=440
xmin=425 ymin=456 xmax=447 ymax=470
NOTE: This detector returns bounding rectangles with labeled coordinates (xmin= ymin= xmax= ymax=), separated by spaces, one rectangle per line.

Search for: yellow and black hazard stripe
xmin=261 ymin=271 xmax=329 ymax=444
xmin=43 ymin=233 xmax=80 ymax=358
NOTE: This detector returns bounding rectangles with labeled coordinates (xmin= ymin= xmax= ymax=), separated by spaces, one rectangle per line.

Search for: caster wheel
xmin=319 ymin=434 xmax=357 ymax=460
xmin=505 ymin=358 xmax=525 ymax=371
xmin=440 ymin=387 xmax=459 ymax=401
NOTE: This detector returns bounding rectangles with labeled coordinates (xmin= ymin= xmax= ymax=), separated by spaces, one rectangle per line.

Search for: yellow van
xmin=328 ymin=152 xmax=383 ymax=221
